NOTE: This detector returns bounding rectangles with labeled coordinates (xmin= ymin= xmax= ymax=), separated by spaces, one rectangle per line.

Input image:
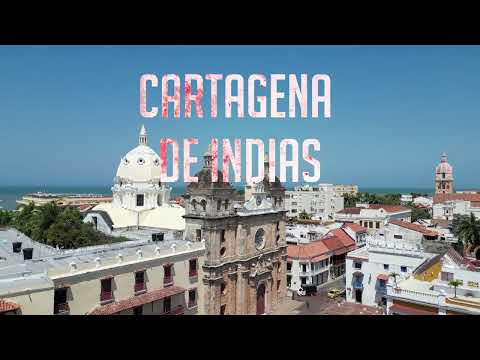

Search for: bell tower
xmin=435 ymin=152 xmax=454 ymax=194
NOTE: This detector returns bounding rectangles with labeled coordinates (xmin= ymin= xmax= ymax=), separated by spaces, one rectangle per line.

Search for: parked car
xmin=297 ymin=284 xmax=317 ymax=297
xmin=327 ymin=288 xmax=346 ymax=299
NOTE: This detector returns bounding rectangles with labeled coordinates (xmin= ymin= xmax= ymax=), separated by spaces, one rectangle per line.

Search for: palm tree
xmin=448 ymin=279 xmax=463 ymax=298
xmin=455 ymin=213 xmax=480 ymax=258
xmin=389 ymin=272 xmax=400 ymax=288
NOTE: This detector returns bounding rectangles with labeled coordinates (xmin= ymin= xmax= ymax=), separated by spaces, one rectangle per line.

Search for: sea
xmin=0 ymin=185 xmax=444 ymax=211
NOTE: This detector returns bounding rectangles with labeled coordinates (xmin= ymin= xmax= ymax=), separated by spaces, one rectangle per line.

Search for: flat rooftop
xmin=0 ymin=228 xmax=204 ymax=294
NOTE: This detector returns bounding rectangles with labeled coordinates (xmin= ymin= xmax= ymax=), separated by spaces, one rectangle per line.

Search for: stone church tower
xmin=435 ymin=152 xmax=454 ymax=194
xmin=183 ymin=146 xmax=287 ymax=315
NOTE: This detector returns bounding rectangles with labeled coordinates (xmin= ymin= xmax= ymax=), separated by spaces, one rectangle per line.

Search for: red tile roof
xmin=287 ymin=240 xmax=330 ymax=260
xmin=321 ymin=229 xmax=357 ymax=255
xmin=389 ymin=303 xmax=437 ymax=315
xmin=337 ymin=207 xmax=361 ymax=214
xmin=388 ymin=219 xmax=439 ymax=237
xmin=433 ymin=193 xmax=480 ymax=204
xmin=0 ymin=299 xmax=20 ymax=313
xmin=343 ymin=223 xmax=368 ymax=233
xmin=368 ymin=204 xmax=411 ymax=213
xmin=89 ymin=286 xmax=185 ymax=315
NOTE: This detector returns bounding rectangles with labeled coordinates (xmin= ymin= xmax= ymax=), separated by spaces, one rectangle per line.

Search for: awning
xmin=389 ymin=303 xmax=437 ymax=315
xmin=377 ymin=274 xmax=389 ymax=281
xmin=89 ymin=286 xmax=186 ymax=315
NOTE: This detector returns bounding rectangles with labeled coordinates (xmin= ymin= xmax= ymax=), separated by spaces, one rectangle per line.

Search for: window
xmin=302 ymin=264 xmax=307 ymax=273
xmin=376 ymin=222 xmax=380 ymax=229
xmin=369 ymin=221 xmax=373 ymax=228
xmin=401 ymin=266 xmax=407 ymax=273
xmin=383 ymin=264 xmax=389 ymax=270
xmin=196 ymin=229 xmax=202 ymax=242
xmin=136 ymin=194 xmax=144 ymax=207
xmin=394 ymin=235 xmax=403 ymax=240
xmin=287 ymin=262 xmax=292 ymax=271
xmin=192 ymin=199 xmax=197 ymax=210
xmin=220 ymin=304 xmax=226 ymax=315
xmin=277 ymin=280 xmax=281 ymax=291
xmin=134 ymin=270 xmax=146 ymax=293
xmin=188 ymin=289 xmax=197 ymax=308
xmin=217 ymin=199 xmax=222 ymax=211
xmin=224 ymin=200 xmax=229 ymax=210
xmin=301 ymin=277 xmax=307 ymax=285
xmin=378 ymin=279 xmax=386 ymax=289
xmin=441 ymin=272 xmax=454 ymax=282
xmin=189 ymin=258 xmax=198 ymax=277
xmin=220 ymin=247 xmax=226 ymax=257
xmin=133 ymin=306 xmax=143 ymax=315
xmin=287 ymin=275 xmax=292 ymax=287
xmin=92 ymin=216 xmax=98 ymax=230
xmin=220 ymin=229 xmax=225 ymax=243
xmin=163 ymin=297 xmax=171 ymax=313
xmin=354 ymin=262 xmax=362 ymax=270
xmin=100 ymin=277 xmax=113 ymax=302
xmin=54 ymin=287 xmax=69 ymax=314
xmin=201 ymin=199 xmax=207 ymax=211
xmin=220 ymin=282 xmax=227 ymax=295
xmin=163 ymin=264 xmax=173 ymax=286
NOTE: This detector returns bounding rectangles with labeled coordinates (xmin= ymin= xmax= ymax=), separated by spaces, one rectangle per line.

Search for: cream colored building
xmin=334 ymin=184 xmax=359 ymax=197
xmin=0 ymin=228 xmax=205 ymax=315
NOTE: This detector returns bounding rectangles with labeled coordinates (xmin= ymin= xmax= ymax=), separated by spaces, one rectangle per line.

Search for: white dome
xmin=115 ymin=126 xmax=161 ymax=183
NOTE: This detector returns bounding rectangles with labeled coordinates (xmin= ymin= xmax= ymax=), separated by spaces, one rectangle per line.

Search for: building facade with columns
xmin=183 ymin=147 xmax=288 ymax=315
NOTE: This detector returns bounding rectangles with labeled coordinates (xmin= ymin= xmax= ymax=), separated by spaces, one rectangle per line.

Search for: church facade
xmin=183 ymin=146 xmax=288 ymax=315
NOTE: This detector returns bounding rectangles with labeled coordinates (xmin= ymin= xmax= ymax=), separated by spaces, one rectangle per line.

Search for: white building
xmin=345 ymin=220 xmax=444 ymax=307
xmin=387 ymin=248 xmax=480 ymax=315
xmin=0 ymin=228 xmax=205 ymax=315
xmin=285 ymin=184 xmax=344 ymax=221
xmin=285 ymin=220 xmax=342 ymax=245
xmin=84 ymin=125 xmax=185 ymax=240
xmin=335 ymin=204 xmax=411 ymax=233
xmin=413 ymin=196 xmax=433 ymax=208
xmin=400 ymin=194 xmax=413 ymax=204
xmin=432 ymin=193 xmax=480 ymax=221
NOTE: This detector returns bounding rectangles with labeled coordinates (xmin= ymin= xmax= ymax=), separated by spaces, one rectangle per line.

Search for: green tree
xmin=298 ymin=210 xmax=311 ymax=220
xmin=389 ymin=272 xmax=400 ymax=287
xmin=409 ymin=206 xmax=432 ymax=223
xmin=448 ymin=279 xmax=463 ymax=298
xmin=453 ymin=213 xmax=480 ymax=258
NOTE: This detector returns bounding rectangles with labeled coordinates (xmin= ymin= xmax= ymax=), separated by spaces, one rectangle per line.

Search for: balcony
xmin=100 ymin=290 xmax=113 ymax=303
xmin=164 ymin=276 xmax=173 ymax=287
xmin=164 ymin=305 xmax=184 ymax=315
xmin=54 ymin=303 xmax=70 ymax=315
xmin=134 ymin=282 xmax=146 ymax=294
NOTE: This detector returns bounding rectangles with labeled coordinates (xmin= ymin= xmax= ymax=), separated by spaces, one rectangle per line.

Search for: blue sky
xmin=0 ymin=45 xmax=479 ymax=188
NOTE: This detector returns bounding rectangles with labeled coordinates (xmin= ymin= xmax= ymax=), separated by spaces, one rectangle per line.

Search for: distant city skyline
xmin=1 ymin=45 xmax=480 ymax=188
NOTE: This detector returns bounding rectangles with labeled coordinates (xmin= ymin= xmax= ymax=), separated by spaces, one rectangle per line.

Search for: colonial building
xmin=84 ymin=125 xmax=185 ymax=240
xmin=287 ymin=227 xmax=356 ymax=292
xmin=334 ymin=204 xmax=411 ymax=233
xmin=386 ymin=248 xmax=480 ymax=315
xmin=183 ymin=146 xmax=288 ymax=315
xmin=432 ymin=193 xmax=480 ymax=222
xmin=435 ymin=152 xmax=454 ymax=194
xmin=0 ymin=228 xmax=204 ymax=315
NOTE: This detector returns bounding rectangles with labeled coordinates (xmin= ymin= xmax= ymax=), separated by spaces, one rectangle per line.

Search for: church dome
xmin=435 ymin=152 xmax=453 ymax=177
xmin=115 ymin=125 xmax=161 ymax=183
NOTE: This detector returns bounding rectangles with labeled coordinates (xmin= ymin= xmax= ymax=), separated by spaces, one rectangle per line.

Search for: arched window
xmin=201 ymin=199 xmax=207 ymax=211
